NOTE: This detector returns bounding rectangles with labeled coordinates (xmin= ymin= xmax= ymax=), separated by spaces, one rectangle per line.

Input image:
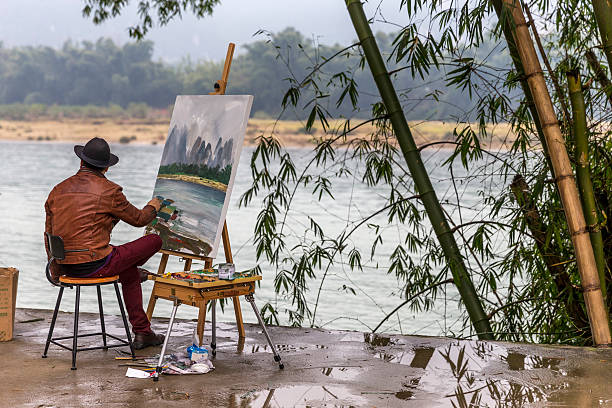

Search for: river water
xmin=0 ymin=140 xmax=503 ymax=336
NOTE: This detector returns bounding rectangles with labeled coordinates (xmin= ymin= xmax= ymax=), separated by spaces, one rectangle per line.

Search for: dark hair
xmin=82 ymin=161 xmax=106 ymax=172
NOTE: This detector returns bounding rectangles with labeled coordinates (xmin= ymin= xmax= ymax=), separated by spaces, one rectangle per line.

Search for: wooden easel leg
xmin=197 ymin=302 xmax=208 ymax=347
xmin=233 ymin=296 xmax=245 ymax=338
xmin=146 ymin=283 xmax=158 ymax=321
xmin=157 ymin=253 xmax=169 ymax=275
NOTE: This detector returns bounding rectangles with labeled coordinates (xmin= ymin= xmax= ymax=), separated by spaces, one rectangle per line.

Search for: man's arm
xmin=110 ymin=188 xmax=161 ymax=227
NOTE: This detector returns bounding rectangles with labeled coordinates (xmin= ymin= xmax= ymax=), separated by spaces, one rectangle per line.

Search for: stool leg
xmin=211 ymin=299 xmax=217 ymax=356
xmin=245 ymin=294 xmax=284 ymax=369
xmin=71 ymin=286 xmax=80 ymax=370
xmin=43 ymin=286 xmax=64 ymax=358
xmin=96 ymin=286 xmax=107 ymax=349
xmin=154 ymin=300 xmax=179 ymax=382
xmin=114 ymin=282 xmax=135 ymax=359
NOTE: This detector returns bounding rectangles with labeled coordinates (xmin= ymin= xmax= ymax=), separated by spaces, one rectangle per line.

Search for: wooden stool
xmin=42 ymin=233 xmax=135 ymax=370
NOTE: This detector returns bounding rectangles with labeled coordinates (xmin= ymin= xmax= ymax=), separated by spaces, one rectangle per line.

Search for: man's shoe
xmin=133 ymin=331 xmax=165 ymax=350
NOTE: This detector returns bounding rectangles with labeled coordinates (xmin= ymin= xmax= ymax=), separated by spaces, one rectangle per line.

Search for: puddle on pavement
xmin=338 ymin=332 xmax=364 ymax=342
xmin=230 ymin=385 xmax=367 ymax=408
xmin=364 ymin=333 xmax=397 ymax=347
xmin=242 ymin=344 xmax=297 ymax=354
xmin=505 ymin=352 xmax=563 ymax=372
xmin=239 ymin=344 xmax=328 ymax=354
xmin=321 ymin=367 xmax=364 ymax=381
xmin=371 ymin=340 xmax=574 ymax=406
xmin=141 ymin=388 xmax=190 ymax=401
xmin=375 ymin=346 xmax=435 ymax=366
xmin=364 ymin=333 xmax=409 ymax=347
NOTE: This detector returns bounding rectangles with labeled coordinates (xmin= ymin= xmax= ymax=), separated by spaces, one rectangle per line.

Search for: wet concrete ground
xmin=1 ymin=308 xmax=611 ymax=407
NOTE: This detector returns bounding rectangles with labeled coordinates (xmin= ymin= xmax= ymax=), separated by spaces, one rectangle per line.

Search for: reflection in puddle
xmin=338 ymin=332 xmax=364 ymax=342
xmin=243 ymin=344 xmax=328 ymax=354
xmin=321 ymin=367 xmax=364 ymax=380
xmin=505 ymin=352 xmax=563 ymax=371
xmin=374 ymin=346 xmax=435 ymax=367
xmin=230 ymin=385 xmax=366 ymax=408
xmin=375 ymin=350 xmax=413 ymax=365
xmin=370 ymin=340 xmax=573 ymax=406
xmin=425 ymin=342 xmax=566 ymax=406
xmin=364 ymin=333 xmax=396 ymax=347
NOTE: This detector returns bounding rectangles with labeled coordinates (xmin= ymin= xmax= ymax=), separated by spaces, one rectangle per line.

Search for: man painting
xmin=44 ymin=137 xmax=165 ymax=349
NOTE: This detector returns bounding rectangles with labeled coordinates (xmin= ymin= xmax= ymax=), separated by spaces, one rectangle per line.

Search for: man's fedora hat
xmin=74 ymin=137 xmax=119 ymax=168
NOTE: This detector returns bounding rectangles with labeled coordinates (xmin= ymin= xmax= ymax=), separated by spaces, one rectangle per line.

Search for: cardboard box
xmin=0 ymin=268 xmax=19 ymax=341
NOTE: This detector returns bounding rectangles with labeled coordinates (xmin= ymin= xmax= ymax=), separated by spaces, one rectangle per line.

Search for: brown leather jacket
xmin=45 ymin=168 xmax=156 ymax=264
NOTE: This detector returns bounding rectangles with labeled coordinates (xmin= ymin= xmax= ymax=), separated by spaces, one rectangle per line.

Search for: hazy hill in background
xmin=0 ymin=28 xmax=511 ymax=121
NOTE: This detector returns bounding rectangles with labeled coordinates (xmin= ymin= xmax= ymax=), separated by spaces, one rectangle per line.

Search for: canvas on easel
xmin=145 ymin=95 xmax=254 ymax=258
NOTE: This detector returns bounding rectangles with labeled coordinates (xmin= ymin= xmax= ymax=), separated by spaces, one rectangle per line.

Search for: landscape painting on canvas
xmin=145 ymin=95 xmax=254 ymax=258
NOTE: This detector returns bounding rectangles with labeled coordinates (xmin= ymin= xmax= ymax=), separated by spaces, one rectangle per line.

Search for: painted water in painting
xmin=145 ymin=95 xmax=254 ymax=258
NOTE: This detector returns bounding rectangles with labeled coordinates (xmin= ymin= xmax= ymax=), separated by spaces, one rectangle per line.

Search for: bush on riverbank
xmin=0 ymin=103 xmax=167 ymax=121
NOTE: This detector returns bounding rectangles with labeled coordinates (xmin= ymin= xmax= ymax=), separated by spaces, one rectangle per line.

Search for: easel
xmin=146 ymin=226 xmax=244 ymax=348
xmin=146 ymin=43 xmax=284 ymax=381
xmin=146 ymin=44 xmax=243 ymax=347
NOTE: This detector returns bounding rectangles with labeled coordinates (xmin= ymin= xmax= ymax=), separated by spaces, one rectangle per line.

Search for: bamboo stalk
xmin=523 ymin=3 xmax=570 ymax=125
xmin=567 ymin=70 xmax=607 ymax=301
xmin=500 ymin=0 xmax=611 ymax=346
xmin=591 ymin=0 xmax=612 ymax=76
xmin=345 ymin=0 xmax=494 ymax=340
xmin=585 ymin=49 xmax=612 ymax=107
xmin=490 ymin=0 xmax=554 ymax=176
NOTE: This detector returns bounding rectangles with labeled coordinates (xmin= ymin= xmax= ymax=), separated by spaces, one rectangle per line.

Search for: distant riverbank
xmin=0 ymin=118 xmax=518 ymax=149
xmin=157 ymin=173 xmax=228 ymax=192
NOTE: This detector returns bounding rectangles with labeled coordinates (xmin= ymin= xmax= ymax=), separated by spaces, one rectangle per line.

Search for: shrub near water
xmin=0 ymin=103 xmax=161 ymax=121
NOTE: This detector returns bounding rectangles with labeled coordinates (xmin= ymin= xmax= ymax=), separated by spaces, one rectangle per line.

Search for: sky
xmin=0 ymin=0 xmax=402 ymax=62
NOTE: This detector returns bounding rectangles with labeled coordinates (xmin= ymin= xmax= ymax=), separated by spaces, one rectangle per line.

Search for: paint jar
xmin=218 ymin=263 xmax=235 ymax=280
xmin=188 ymin=345 xmax=209 ymax=363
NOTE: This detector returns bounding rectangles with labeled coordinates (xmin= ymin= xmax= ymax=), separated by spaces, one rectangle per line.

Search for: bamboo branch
xmin=310 ymin=194 xmax=419 ymax=327
xmin=487 ymin=296 xmax=545 ymax=319
xmin=372 ymin=279 xmax=454 ymax=333
xmin=585 ymin=49 xmax=612 ymax=107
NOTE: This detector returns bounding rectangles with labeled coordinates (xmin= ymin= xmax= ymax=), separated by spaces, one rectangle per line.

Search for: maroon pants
xmin=84 ymin=234 xmax=162 ymax=334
